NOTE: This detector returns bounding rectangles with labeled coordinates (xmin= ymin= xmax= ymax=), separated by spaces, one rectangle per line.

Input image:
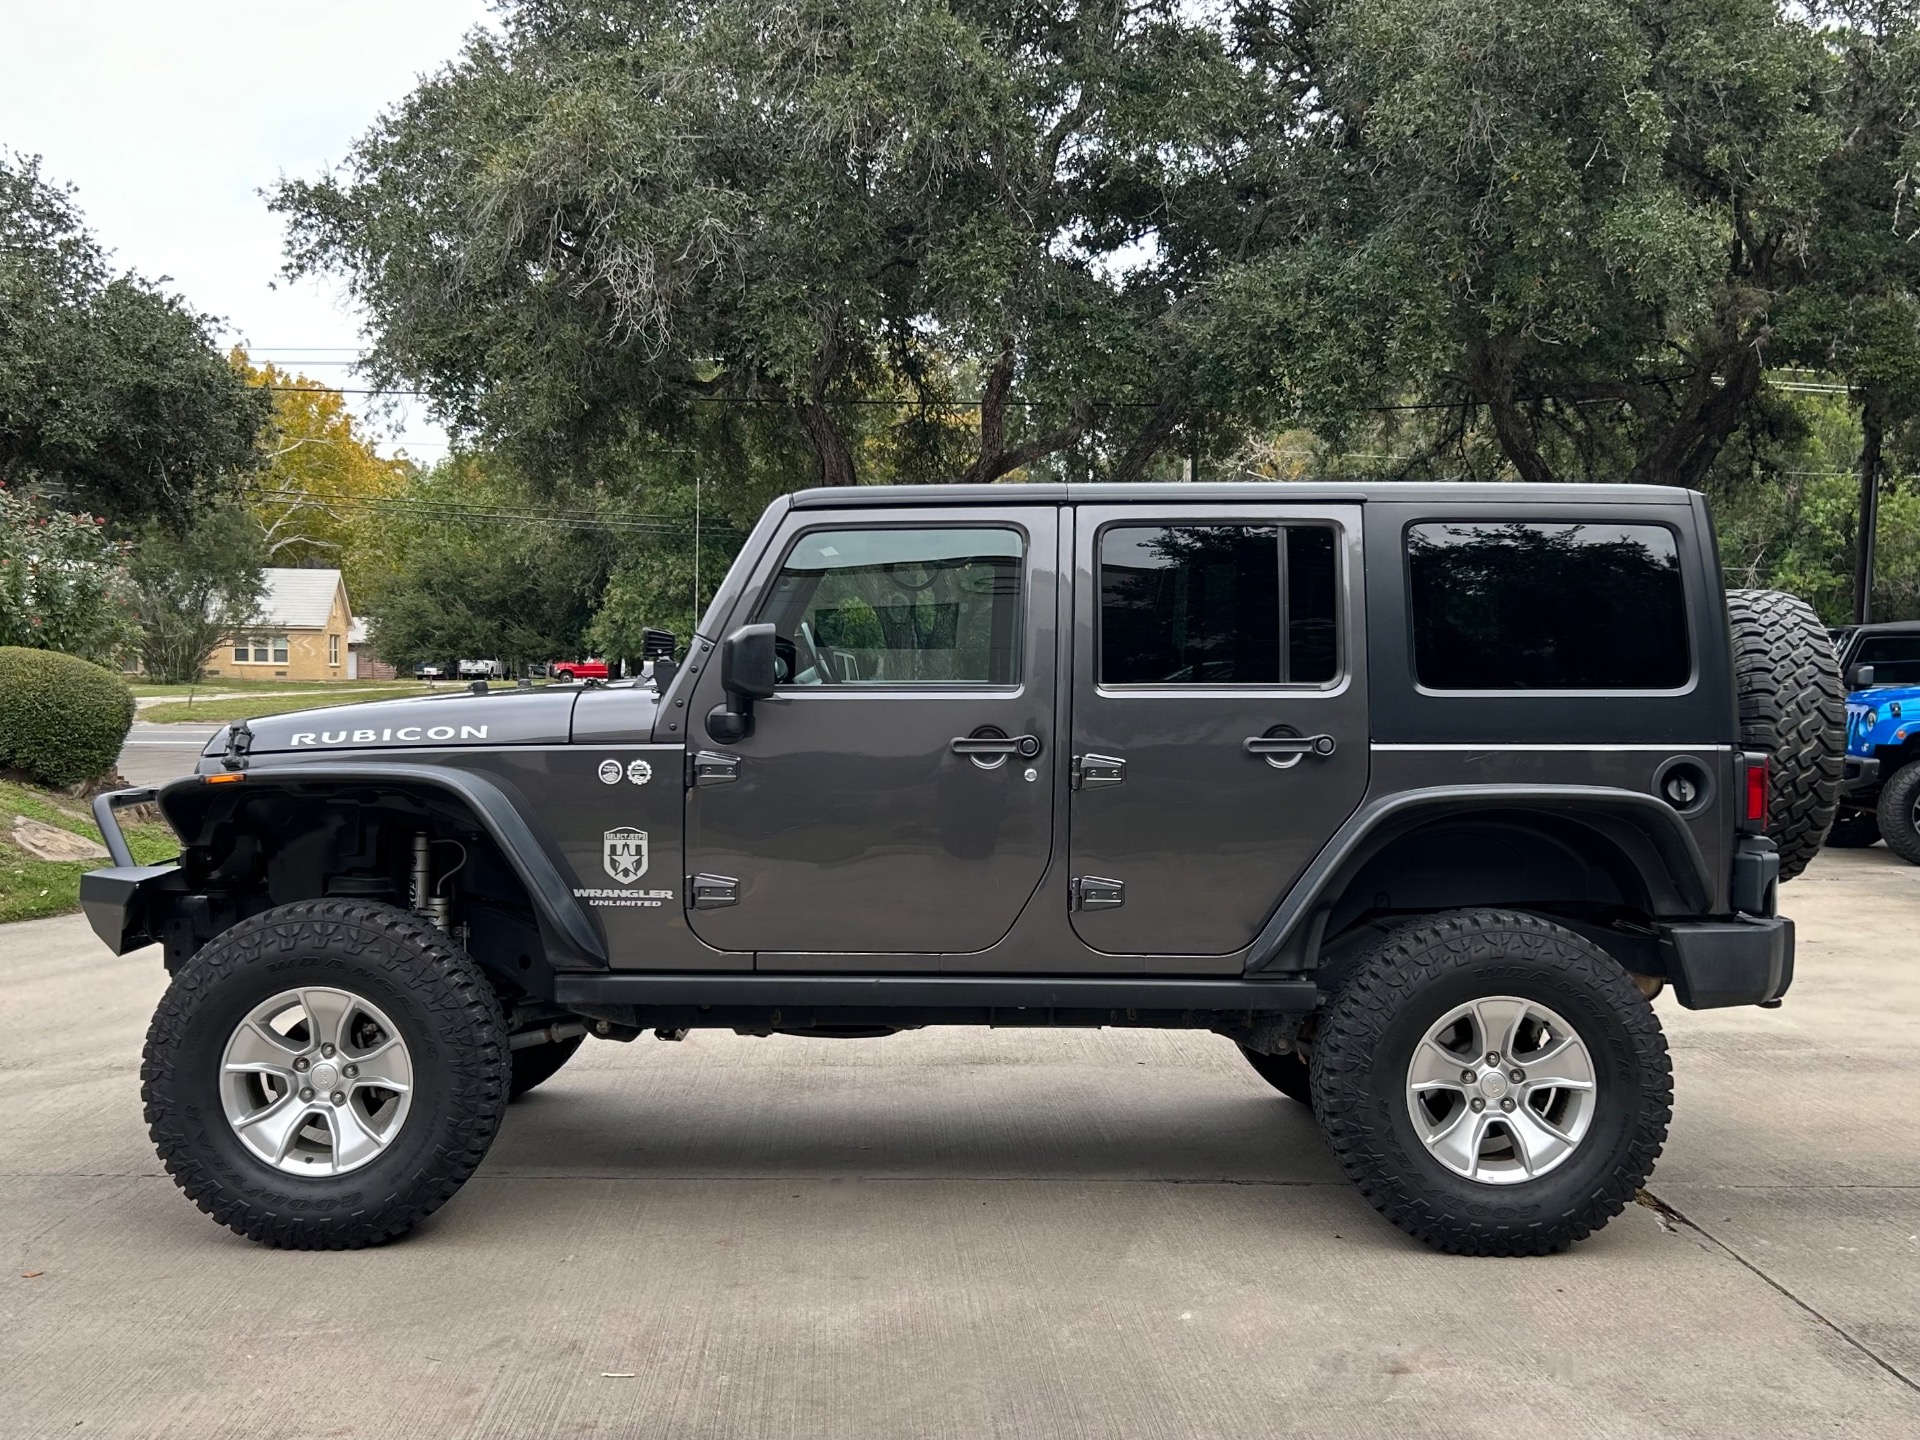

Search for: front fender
xmin=155 ymin=763 xmax=607 ymax=967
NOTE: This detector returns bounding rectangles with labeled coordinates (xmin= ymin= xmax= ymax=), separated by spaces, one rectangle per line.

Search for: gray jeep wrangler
xmin=83 ymin=483 xmax=1842 ymax=1255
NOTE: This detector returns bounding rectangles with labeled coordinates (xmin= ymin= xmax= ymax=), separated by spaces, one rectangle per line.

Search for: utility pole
xmin=1854 ymin=396 xmax=1885 ymax=626
xmin=693 ymin=473 xmax=703 ymax=624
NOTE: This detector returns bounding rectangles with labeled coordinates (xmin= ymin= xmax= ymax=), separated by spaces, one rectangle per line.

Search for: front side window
xmin=1100 ymin=524 xmax=1338 ymax=685
xmin=756 ymin=527 xmax=1024 ymax=685
xmin=1408 ymin=522 xmax=1690 ymax=690
xmin=1854 ymin=634 xmax=1920 ymax=686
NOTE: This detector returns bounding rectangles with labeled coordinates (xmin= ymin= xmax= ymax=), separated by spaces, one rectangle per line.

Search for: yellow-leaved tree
xmin=232 ymin=350 xmax=409 ymax=595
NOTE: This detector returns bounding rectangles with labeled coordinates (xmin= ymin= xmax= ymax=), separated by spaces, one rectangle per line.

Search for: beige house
xmin=201 ymin=569 xmax=354 ymax=683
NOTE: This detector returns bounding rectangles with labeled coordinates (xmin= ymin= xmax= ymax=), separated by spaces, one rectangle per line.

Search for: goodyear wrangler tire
xmin=1726 ymin=589 xmax=1844 ymax=880
xmin=142 ymin=900 xmax=510 ymax=1249
xmin=1311 ymin=910 xmax=1672 ymax=1256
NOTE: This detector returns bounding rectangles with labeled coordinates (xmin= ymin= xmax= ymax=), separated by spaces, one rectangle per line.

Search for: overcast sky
xmin=0 ymin=0 xmax=495 ymax=461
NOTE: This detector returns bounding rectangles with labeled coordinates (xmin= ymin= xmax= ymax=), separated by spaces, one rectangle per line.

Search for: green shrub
xmin=0 ymin=646 xmax=137 ymax=786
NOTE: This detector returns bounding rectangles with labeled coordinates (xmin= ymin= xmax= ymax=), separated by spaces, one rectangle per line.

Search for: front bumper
xmin=1660 ymin=917 xmax=1794 ymax=1009
xmin=80 ymin=786 xmax=182 ymax=956
xmin=1841 ymin=755 xmax=1882 ymax=796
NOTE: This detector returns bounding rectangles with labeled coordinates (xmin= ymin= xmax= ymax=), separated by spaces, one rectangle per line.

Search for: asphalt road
xmin=115 ymin=722 xmax=222 ymax=787
xmin=3 ymin=851 xmax=1918 ymax=1439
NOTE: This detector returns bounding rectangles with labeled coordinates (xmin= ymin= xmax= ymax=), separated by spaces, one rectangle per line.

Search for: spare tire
xmin=1725 ymin=589 xmax=1844 ymax=881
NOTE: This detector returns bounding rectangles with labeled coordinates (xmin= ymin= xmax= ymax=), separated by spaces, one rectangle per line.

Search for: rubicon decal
xmin=290 ymin=725 xmax=489 ymax=746
xmin=603 ymin=827 xmax=650 ymax=883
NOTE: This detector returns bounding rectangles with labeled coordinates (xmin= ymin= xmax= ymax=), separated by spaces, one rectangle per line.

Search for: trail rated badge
xmin=602 ymin=827 xmax=649 ymax=883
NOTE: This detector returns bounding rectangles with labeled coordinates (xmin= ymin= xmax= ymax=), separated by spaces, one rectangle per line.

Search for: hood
xmin=1846 ymin=684 xmax=1920 ymax=755
xmin=229 ymin=687 xmax=582 ymax=756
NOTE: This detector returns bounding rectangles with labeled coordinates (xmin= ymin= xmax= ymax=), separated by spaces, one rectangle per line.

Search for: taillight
xmin=1743 ymin=755 xmax=1769 ymax=831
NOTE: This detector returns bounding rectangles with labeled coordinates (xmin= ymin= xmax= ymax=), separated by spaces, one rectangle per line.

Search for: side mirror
xmin=1847 ymin=663 xmax=1876 ymax=691
xmin=706 ymin=623 xmax=778 ymax=743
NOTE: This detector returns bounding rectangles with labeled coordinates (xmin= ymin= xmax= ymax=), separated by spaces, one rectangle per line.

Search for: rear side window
xmin=1853 ymin=634 xmax=1920 ymax=685
xmin=756 ymin=527 xmax=1024 ymax=685
xmin=1100 ymin=525 xmax=1338 ymax=685
xmin=1408 ymin=522 xmax=1690 ymax=690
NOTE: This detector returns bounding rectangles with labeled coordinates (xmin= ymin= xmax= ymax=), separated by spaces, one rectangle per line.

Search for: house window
xmin=329 ymin=633 xmax=341 ymax=667
xmin=233 ymin=634 xmax=290 ymax=664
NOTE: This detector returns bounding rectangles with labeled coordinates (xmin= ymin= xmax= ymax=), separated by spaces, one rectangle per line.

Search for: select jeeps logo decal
xmin=596 ymin=757 xmax=654 ymax=785
xmin=290 ymin=725 xmax=488 ymax=746
xmin=574 ymin=826 xmax=674 ymax=910
xmin=603 ymin=826 xmax=650 ymax=883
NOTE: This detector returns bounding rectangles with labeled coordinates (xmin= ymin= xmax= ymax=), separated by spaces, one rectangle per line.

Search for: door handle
xmin=1243 ymin=734 xmax=1337 ymax=769
xmin=950 ymin=734 xmax=1042 ymax=759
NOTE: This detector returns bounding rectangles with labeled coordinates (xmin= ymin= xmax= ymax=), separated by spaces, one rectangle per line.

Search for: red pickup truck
xmin=546 ymin=658 xmax=610 ymax=681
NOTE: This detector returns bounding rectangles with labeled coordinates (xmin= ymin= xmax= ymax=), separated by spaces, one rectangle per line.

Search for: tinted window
xmin=1854 ymin=634 xmax=1920 ymax=685
xmin=1408 ymin=522 xmax=1689 ymax=690
xmin=756 ymin=528 xmax=1023 ymax=685
xmin=1100 ymin=525 xmax=1338 ymax=685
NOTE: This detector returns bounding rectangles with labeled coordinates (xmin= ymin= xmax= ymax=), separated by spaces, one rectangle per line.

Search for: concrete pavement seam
xmin=1640 ymin=1187 xmax=1920 ymax=1396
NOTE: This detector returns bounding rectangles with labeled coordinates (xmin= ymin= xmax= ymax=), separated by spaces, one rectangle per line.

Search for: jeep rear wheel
xmin=1725 ymin=589 xmax=1845 ymax=880
xmin=142 ymin=900 xmax=510 ymax=1249
xmin=1312 ymin=910 xmax=1671 ymax=1256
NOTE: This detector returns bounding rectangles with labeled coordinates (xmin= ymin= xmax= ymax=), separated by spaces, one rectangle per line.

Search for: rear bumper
xmin=1660 ymin=917 xmax=1794 ymax=1009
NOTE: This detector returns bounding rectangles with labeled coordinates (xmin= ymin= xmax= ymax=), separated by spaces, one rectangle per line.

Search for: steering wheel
xmin=773 ymin=634 xmax=799 ymax=685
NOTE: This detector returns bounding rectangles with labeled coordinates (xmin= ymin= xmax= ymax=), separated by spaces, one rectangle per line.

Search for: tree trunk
xmin=1854 ymin=392 xmax=1886 ymax=626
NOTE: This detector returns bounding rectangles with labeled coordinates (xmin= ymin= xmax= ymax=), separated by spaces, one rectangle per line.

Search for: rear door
xmin=683 ymin=507 xmax=1058 ymax=957
xmin=1067 ymin=504 xmax=1369 ymax=959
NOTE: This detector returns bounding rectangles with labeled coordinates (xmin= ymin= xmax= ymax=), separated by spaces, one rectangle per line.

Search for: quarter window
xmin=756 ymin=528 xmax=1024 ymax=685
xmin=1099 ymin=525 xmax=1338 ymax=686
xmin=1407 ymin=522 xmax=1689 ymax=690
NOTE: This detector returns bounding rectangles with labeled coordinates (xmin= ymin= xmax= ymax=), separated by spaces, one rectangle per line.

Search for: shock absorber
xmin=411 ymin=832 xmax=451 ymax=932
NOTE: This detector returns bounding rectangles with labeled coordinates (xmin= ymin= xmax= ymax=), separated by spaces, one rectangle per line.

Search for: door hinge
xmin=689 ymin=873 xmax=741 ymax=909
xmin=690 ymin=750 xmax=740 ymax=786
xmin=1071 ymin=876 xmax=1126 ymax=911
xmin=1071 ymin=753 xmax=1126 ymax=790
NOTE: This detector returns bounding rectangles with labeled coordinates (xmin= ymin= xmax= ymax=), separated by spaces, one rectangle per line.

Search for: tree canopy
xmin=1 ymin=154 xmax=269 ymax=527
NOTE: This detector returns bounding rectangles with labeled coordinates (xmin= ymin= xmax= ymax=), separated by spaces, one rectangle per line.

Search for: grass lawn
xmin=143 ymin=683 xmax=436 ymax=724
xmin=0 ymin=778 xmax=179 ymax=925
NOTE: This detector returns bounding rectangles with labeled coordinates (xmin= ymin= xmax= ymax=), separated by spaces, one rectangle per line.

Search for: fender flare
xmin=1247 ymin=785 xmax=1713 ymax=973
xmin=158 ymin=763 xmax=607 ymax=966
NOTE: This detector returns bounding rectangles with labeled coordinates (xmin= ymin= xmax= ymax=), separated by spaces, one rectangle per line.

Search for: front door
xmin=684 ymin=508 xmax=1058 ymax=956
xmin=1067 ymin=504 xmax=1369 ymax=958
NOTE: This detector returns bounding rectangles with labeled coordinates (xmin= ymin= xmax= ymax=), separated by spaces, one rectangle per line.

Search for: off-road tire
xmin=1875 ymin=759 xmax=1920 ymax=865
xmin=1238 ymin=1045 xmax=1313 ymax=1105
xmin=510 ymin=1034 xmax=585 ymax=1099
xmin=142 ymin=900 xmax=510 ymax=1249
xmin=1312 ymin=909 xmax=1672 ymax=1256
xmin=1726 ymin=589 xmax=1844 ymax=880
xmin=1824 ymin=807 xmax=1882 ymax=849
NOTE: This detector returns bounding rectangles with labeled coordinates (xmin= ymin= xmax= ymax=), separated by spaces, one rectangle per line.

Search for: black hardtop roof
xmin=1842 ymin=620 xmax=1920 ymax=635
xmin=785 ymin=481 xmax=1700 ymax=509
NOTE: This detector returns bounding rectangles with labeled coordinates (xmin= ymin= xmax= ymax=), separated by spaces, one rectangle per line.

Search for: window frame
xmin=749 ymin=520 xmax=1033 ymax=692
xmin=328 ymin=633 xmax=341 ymax=667
xmin=1402 ymin=517 xmax=1698 ymax=697
xmin=1092 ymin=517 xmax=1348 ymax=694
xmin=232 ymin=633 xmax=291 ymax=665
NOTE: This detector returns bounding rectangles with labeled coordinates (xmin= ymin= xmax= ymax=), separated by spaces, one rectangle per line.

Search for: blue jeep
xmin=1830 ymin=621 xmax=1920 ymax=860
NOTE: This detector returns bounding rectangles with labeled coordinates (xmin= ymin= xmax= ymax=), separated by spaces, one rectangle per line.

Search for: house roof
xmin=254 ymin=569 xmax=347 ymax=630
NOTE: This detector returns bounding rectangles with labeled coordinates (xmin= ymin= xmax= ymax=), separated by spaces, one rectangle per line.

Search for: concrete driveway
xmin=2 ymin=852 xmax=1917 ymax=1439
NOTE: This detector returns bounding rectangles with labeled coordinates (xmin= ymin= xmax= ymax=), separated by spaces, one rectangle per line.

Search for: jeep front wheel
xmin=1312 ymin=909 xmax=1672 ymax=1255
xmin=142 ymin=900 xmax=510 ymax=1249
xmin=1875 ymin=759 xmax=1920 ymax=865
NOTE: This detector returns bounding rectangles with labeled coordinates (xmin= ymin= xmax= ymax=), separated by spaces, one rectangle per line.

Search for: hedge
xmin=0 ymin=646 xmax=137 ymax=787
